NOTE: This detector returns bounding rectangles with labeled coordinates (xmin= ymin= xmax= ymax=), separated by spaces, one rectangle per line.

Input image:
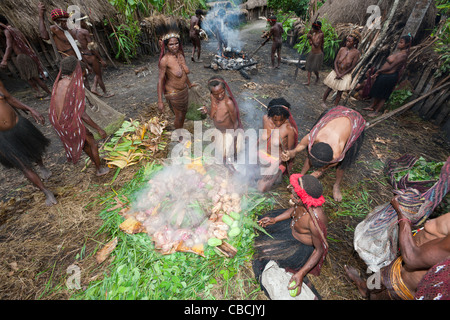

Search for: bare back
xmin=315 ymin=117 xmax=352 ymax=160
xmin=291 ymin=205 xmax=327 ymax=246
xmin=52 ymin=78 xmax=71 ymax=120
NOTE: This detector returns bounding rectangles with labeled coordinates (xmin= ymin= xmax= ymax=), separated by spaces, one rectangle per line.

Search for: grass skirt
xmin=305 ymin=52 xmax=323 ymax=72
xmin=0 ymin=116 xmax=50 ymax=170
xmin=323 ymin=70 xmax=352 ymax=91
xmin=14 ymin=54 xmax=39 ymax=80
xmin=252 ymin=209 xmax=314 ymax=284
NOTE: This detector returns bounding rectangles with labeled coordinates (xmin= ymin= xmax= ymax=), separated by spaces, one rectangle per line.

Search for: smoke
xmin=202 ymin=2 xmax=246 ymax=53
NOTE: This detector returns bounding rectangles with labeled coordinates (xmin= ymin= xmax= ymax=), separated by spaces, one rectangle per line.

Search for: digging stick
xmin=365 ymin=80 xmax=450 ymax=130
xmin=42 ymin=1 xmax=60 ymax=66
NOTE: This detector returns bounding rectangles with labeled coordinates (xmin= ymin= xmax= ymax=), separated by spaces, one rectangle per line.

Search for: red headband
xmin=289 ymin=174 xmax=325 ymax=208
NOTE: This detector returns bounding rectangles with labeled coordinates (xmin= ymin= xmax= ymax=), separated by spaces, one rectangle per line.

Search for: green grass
xmin=71 ymin=162 xmax=275 ymax=300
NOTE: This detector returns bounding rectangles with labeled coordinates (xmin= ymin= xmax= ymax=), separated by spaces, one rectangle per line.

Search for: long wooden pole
xmin=365 ymin=80 xmax=450 ymax=130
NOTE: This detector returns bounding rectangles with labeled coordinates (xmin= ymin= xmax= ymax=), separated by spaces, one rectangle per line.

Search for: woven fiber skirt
xmin=14 ymin=54 xmax=39 ymax=80
xmin=323 ymin=70 xmax=352 ymax=91
xmin=164 ymin=86 xmax=189 ymax=114
xmin=0 ymin=116 xmax=50 ymax=170
xmin=370 ymin=72 xmax=398 ymax=100
xmin=305 ymin=52 xmax=324 ymax=72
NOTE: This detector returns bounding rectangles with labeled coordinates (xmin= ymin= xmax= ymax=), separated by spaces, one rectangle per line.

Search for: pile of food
xmin=122 ymin=162 xmax=249 ymax=257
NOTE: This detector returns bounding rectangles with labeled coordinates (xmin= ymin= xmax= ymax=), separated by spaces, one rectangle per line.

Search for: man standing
xmin=49 ymin=56 xmax=109 ymax=176
xmin=0 ymin=15 xmax=51 ymax=99
xmin=0 ymin=80 xmax=56 ymax=206
xmin=261 ymin=16 xmax=283 ymax=69
xmin=322 ymin=32 xmax=361 ymax=106
xmin=73 ymin=14 xmax=114 ymax=97
xmin=281 ymin=106 xmax=366 ymax=202
xmin=189 ymin=9 xmax=203 ymax=63
xmin=303 ymin=21 xmax=324 ymax=86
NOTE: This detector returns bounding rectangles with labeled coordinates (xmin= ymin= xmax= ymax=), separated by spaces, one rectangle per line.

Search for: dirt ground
xmin=0 ymin=20 xmax=449 ymax=300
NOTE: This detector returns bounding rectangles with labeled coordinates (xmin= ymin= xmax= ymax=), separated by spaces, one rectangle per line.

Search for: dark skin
xmin=0 ymin=23 xmax=51 ymax=99
xmin=52 ymin=71 xmax=109 ymax=176
xmin=74 ymin=19 xmax=113 ymax=98
xmin=363 ymin=38 xmax=409 ymax=117
xmin=258 ymin=179 xmax=328 ymax=296
xmin=189 ymin=13 xmax=202 ymax=62
xmin=322 ymin=36 xmax=360 ymax=106
xmin=281 ymin=116 xmax=352 ymax=202
xmin=345 ymin=197 xmax=450 ymax=299
xmin=257 ymin=113 xmax=296 ymax=192
xmin=157 ymin=37 xmax=196 ymax=129
xmin=201 ymin=84 xmax=238 ymax=132
xmin=38 ymin=2 xmax=92 ymax=91
xmin=0 ymin=80 xmax=56 ymax=206
xmin=262 ymin=20 xmax=283 ymax=68
xmin=304 ymin=25 xmax=324 ymax=85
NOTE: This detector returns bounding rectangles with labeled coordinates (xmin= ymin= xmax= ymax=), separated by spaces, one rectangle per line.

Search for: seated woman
xmin=363 ymin=34 xmax=412 ymax=117
xmin=257 ymin=98 xmax=298 ymax=192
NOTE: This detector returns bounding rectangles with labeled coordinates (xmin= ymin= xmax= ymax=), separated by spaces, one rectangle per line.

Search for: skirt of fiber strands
xmin=369 ymin=72 xmax=399 ymax=100
xmin=165 ymin=86 xmax=189 ymax=114
xmin=14 ymin=54 xmax=39 ymax=81
xmin=305 ymin=51 xmax=324 ymax=72
xmin=252 ymin=209 xmax=315 ymax=284
xmin=323 ymin=70 xmax=352 ymax=91
xmin=0 ymin=115 xmax=50 ymax=170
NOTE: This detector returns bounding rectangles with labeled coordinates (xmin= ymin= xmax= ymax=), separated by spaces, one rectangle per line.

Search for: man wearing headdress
xmin=281 ymin=106 xmax=366 ymax=202
xmin=257 ymin=98 xmax=298 ymax=192
xmin=0 ymin=80 xmax=56 ymax=206
xmin=345 ymin=198 xmax=450 ymax=300
xmin=157 ymin=22 xmax=196 ymax=130
xmin=189 ymin=9 xmax=203 ymax=63
xmin=261 ymin=16 xmax=283 ymax=69
xmin=200 ymin=76 xmax=242 ymax=161
xmin=0 ymin=15 xmax=51 ymax=99
xmin=49 ymin=56 xmax=109 ymax=176
xmin=303 ymin=21 xmax=324 ymax=86
xmin=322 ymin=32 xmax=361 ymax=106
xmin=72 ymin=14 xmax=114 ymax=98
xmin=254 ymin=174 xmax=328 ymax=297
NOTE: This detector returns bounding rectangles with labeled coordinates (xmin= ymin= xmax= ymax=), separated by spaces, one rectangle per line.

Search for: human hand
xmin=199 ymin=106 xmax=208 ymax=114
xmin=157 ymin=101 xmax=164 ymax=113
xmin=281 ymin=150 xmax=293 ymax=162
xmin=288 ymin=273 xmax=304 ymax=297
xmin=258 ymin=216 xmax=276 ymax=228
xmin=38 ymin=2 xmax=46 ymax=15
xmin=0 ymin=61 xmax=7 ymax=69
xmin=31 ymin=109 xmax=45 ymax=125
xmin=98 ymin=128 xmax=107 ymax=139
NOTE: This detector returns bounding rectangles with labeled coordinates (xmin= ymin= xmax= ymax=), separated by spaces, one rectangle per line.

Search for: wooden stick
xmin=252 ymin=96 xmax=267 ymax=108
xmin=365 ymin=80 xmax=450 ymax=130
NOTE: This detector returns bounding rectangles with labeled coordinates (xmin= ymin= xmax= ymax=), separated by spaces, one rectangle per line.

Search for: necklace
xmin=291 ymin=205 xmax=307 ymax=227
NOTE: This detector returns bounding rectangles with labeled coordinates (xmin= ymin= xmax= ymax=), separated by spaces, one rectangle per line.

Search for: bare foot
xmin=367 ymin=112 xmax=380 ymax=118
xmin=333 ymin=184 xmax=342 ymax=202
xmin=91 ymin=90 xmax=102 ymax=97
xmin=303 ymin=82 xmax=310 ymax=86
xmin=96 ymin=167 xmax=110 ymax=177
xmin=39 ymin=166 xmax=52 ymax=180
xmin=344 ymin=265 xmax=368 ymax=298
xmin=44 ymin=189 xmax=57 ymax=206
xmin=321 ymin=102 xmax=327 ymax=108
xmin=362 ymin=107 xmax=375 ymax=111
xmin=103 ymin=92 xmax=115 ymax=98
xmin=311 ymin=170 xmax=323 ymax=179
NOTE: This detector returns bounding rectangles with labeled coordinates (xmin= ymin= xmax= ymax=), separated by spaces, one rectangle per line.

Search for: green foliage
xmin=71 ymin=162 xmax=274 ymax=300
xmin=433 ymin=1 xmax=450 ymax=77
xmin=268 ymin=0 xmax=310 ymax=19
xmin=386 ymin=89 xmax=413 ymax=110
xmin=393 ymin=157 xmax=444 ymax=182
xmin=294 ymin=18 xmax=341 ymax=63
xmin=281 ymin=16 xmax=296 ymax=41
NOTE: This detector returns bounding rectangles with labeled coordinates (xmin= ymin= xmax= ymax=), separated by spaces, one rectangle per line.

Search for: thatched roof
xmin=243 ymin=0 xmax=267 ymax=11
xmin=0 ymin=0 xmax=117 ymax=39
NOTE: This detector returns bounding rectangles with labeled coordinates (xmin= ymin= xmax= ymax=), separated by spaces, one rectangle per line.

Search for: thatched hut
xmin=242 ymin=0 xmax=268 ymax=21
xmin=0 ymin=0 xmax=116 ymax=40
